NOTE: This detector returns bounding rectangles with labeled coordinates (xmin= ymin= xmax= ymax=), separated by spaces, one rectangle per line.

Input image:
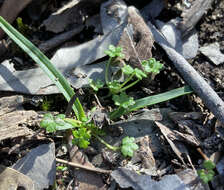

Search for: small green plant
xmin=197 ymin=160 xmax=216 ymax=183
xmin=89 ymin=45 xmax=192 ymax=119
xmin=103 ymin=45 xmax=163 ymax=95
xmin=121 ymin=136 xmax=139 ymax=157
xmin=40 ymin=112 xmax=137 ymax=157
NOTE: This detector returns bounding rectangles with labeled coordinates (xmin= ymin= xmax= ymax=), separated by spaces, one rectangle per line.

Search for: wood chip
xmin=0 ymin=110 xmax=36 ymax=141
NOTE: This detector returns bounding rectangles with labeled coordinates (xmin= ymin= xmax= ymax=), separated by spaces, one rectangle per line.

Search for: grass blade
xmin=0 ymin=16 xmax=86 ymax=121
xmin=110 ymin=85 xmax=193 ymax=119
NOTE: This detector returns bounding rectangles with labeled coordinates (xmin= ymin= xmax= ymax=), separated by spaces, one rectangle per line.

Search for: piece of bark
xmin=39 ymin=25 xmax=84 ymax=53
xmin=178 ymin=0 xmax=215 ymax=37
xmin=0 ymin=0 xmax=32 ymax=39
xmin=148 ymin=21 xmax=224 ymax=124
xmin=0 ymin=110 xmax=36 ymax=141
xmin=0 ymin=95 xmax=24 ymax=116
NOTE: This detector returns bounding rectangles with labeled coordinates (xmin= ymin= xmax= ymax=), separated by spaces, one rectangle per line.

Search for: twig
xmin=148 ymin=22 xmax=224 ymax=124
xmin=197 ymin=147 xmax=209 ymax=161
xmin=39 ymin=25 xmax=84 ymax=53
xmin=56 ymin=158 xmax=111 ymax=174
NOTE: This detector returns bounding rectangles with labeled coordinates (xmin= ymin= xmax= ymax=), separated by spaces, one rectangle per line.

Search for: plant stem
xmin=93 ymin=134 xmax=120 ymax=151
xmin=105 ymin=57 xmax=113 ymax=85
xmin=119 ymin=79 xmax=140 ymax=92
xmin=119 ymin=73 xmax=135 ymax=89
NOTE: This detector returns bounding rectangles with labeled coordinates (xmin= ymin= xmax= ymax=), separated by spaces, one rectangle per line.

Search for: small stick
xmin=197 ymin=147 xmax=209 ymax=161
xmin=148 ymin=22 xmax=224 ymax=124
xmin=56 ymin=158 xmax=111 ymax=174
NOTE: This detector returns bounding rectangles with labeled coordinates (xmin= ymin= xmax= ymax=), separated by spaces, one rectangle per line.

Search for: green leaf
xmin=89 ymin=79 xmax=104 ymax=92
xmin=203 ymin=160 xmax=216 ymax=170
xmin=141 ymin=58 xmax=163 ymax=74
xmin=134 ymin=68 xmax=147 ymax=80
xmin=108 ymin=80 xmax=121 ymax=94
xmin=197 ymin=169 xmax=215 ymax=183
xmin=112 ymin=92 xmax=135 ymax=109
xmin=40 ymin=113 xmax=57 ymax=132
xmin=72 ymin=128 xmax=91 ymax=149
xmin=40 ymin=113 xmax=74 ymax=132
xmin=104 ymin=45 xmax=124 ymax=58
xmin=122 ymin=65 xmax=134 ymax=75
xmin=0 ymin=16 xmax=86 ymax=121
xmin=121 ymin=136 xmax=138 ymax=157
xmin=110 ymin=86 xmax=193 ymax=119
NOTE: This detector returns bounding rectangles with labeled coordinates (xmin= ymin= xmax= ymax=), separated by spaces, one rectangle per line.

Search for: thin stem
xmin=94 ymin=94 xmax=102 ymax=107
xmin=105 ymin=57 xmax=113 ymax=85
xmin=119 ymin=79 xmax=140 ymax=92
xmin=93 ymin=134 xmax=120 ymax=151
xmin=119 ymin=73 xmax=135 ymax=89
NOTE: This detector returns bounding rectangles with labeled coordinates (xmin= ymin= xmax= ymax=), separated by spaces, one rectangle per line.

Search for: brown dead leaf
xmin=118 ymin=6 xmax=154 ymax=69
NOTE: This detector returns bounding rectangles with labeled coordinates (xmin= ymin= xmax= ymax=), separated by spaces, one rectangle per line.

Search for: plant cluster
xmin=197 ymin=160 xmax=216 ymax=183
xmin=0 ymin=16 xmax=192 ymax=158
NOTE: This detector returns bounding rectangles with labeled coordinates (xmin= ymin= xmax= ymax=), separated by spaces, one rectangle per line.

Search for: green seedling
xmin=16 ymin=17 xmax=30 ymax=36
xmin=56 ymin=166 xmax=68 ymax=171
xmin=197 ymin=160 xmax=216 ymax=183
xmin=121 ymin=136 xmax=139 ymax=157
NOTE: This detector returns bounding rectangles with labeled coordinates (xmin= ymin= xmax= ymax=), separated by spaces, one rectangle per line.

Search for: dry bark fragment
xmin=0 ymin=110 xmax=36 ymax=141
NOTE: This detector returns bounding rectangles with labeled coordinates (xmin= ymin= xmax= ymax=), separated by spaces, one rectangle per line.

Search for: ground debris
xmin=111 ymin=167 xmax=189 ymax=190
xmin=0 ymin=165 xmax=35 ymax=190
xmin=13 ymin=143 xmax=56 ymax=190
xmin=200 ymin=42 xmax=224 ymax=65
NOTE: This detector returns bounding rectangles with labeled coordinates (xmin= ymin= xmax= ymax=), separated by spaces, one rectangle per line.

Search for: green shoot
xmin=121 ymin=136 xmax=139 ymax=157
xmin=56 ymin=166 xmax=68 ymax=171
xmin=16 ymin=17 xmax=30 ymax=36
xmin=197 ymin=160 xmax=216 ymax=183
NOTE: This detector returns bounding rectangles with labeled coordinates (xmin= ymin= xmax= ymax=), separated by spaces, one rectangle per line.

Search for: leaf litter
xmin=0 ymin=0 xmax=224 ymax=190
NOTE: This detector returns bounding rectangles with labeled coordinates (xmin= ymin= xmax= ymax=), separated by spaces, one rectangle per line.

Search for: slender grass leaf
xmin=110 ymin=85 xmax=193 ymax=119
xmin=0 ymin=16 xmax=86 ymax=121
